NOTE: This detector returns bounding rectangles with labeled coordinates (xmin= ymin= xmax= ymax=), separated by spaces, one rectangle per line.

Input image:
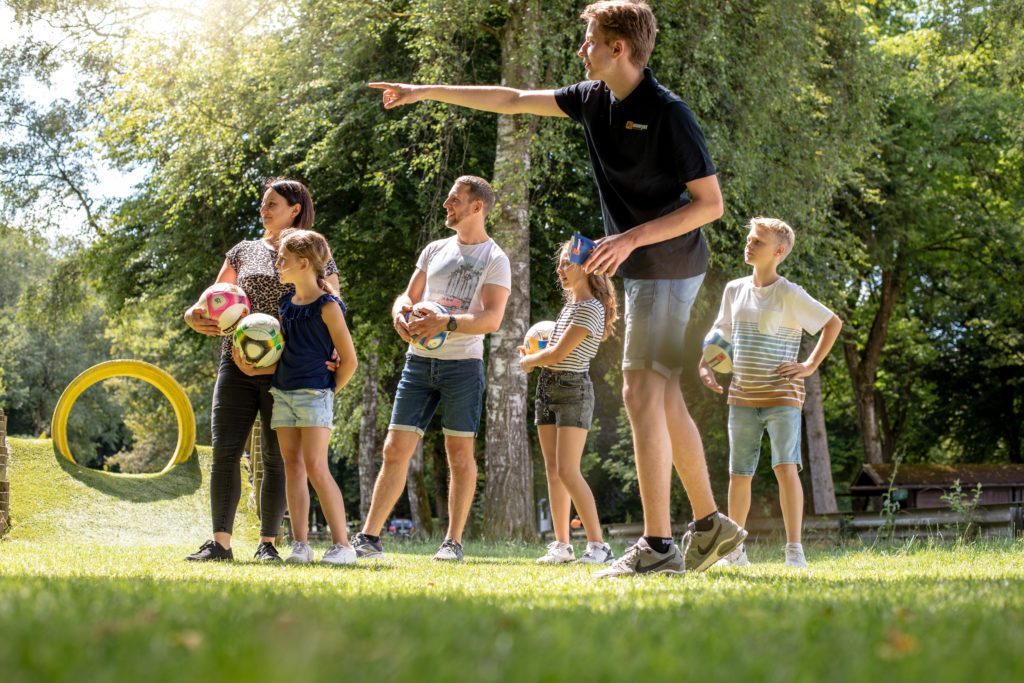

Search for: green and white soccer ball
xmin=232 ymin=313 xmax=284 ymax=368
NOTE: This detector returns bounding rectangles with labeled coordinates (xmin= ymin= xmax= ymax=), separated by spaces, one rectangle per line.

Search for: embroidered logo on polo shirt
xmin=625 ymin=121 xmax=648 ymax=131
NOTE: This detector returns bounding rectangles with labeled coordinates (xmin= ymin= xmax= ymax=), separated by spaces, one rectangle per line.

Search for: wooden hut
xmin=849 ymin=463 xmax=1024 ymax=511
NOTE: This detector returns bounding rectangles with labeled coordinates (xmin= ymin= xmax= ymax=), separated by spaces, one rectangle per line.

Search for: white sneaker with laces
xmin=784 ymin=543 xmax=807 ymax=568
xmin=321 ymin=544 xmax=357 ymax=565
xmin=717 ymin=543 xmax=750 ymax=567
xmin=576 ymin=541 xmax=614 ymax=565
xmin=285 ymin=540 xmax=313 ymax=564
xmin=536 ymin=541 xmax=575 ymax=565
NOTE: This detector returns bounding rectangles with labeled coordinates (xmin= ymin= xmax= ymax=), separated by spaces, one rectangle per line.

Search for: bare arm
xmin=777 ymin=314 xmax=844 ymax=379
xmin=184 ymin=259 xmax=237 ymax=336
xmin=369 ymin=82 xmax=567 ymax=118
xmin=322 ymin=301 xmax=358 ymax=392
xmin=519 ymin=325 xmax=590 ymax=372
xmin=406 ymin=284 xmax=511 ymax=339
xmin=584 ymin=174 xmax=725 ymax=275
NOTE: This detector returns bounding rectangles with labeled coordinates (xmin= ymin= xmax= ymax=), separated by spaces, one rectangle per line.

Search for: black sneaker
xmin=432 ymin=538 xmax=464 ymax=562
xmin=253 ymin=541 xmax=283 ymax=563
xmin=185 ymin=540 xmax=234 ymax=562
xmin=351 ymin=532 xmax=385 ymax=559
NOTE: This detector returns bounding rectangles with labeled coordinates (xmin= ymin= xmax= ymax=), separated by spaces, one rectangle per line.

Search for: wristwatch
xmin=446 ymin=315 xmax=458 ymax=332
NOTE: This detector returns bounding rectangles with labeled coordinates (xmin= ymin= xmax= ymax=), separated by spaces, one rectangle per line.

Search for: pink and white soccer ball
xmin=199 ymin=283 xmax=251 ymax=334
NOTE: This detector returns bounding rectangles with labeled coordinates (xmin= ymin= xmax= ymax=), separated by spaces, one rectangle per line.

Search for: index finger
xmin=368 ymin=82 xmax=398 ymax=90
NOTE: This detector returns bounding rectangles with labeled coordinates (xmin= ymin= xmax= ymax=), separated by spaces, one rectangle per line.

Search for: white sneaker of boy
xmin=536 ymin=541 xmax=575 ymax=565
xmin=576 ymin=541 xmax=614 ymax=565
xmin=784 ymin=543 xmax=807 ymax=568
xmin=717 ymin=543 xmax=750 ymax=567
xmin=321 ymin=544 xmax=357 ymax=566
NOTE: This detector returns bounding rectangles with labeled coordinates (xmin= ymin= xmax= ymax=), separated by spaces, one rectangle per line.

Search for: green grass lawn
xmin=2 ymin=437 xmax=1023 ymax=683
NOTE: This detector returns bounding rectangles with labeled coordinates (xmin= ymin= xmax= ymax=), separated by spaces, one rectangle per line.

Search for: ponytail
xmin=556 ymin=239 xmax=619 ymax=340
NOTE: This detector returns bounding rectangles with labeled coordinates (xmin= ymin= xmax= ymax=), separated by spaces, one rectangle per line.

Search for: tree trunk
xmin=406 ymin=440 xmax=433 ymax=537
xmin=483 ymin=0 xmax=541 ymax=540
xmin=356 ymin=345 xmax=381 ymax=522
xmin=842 ymin=265 xmax=903 ymax=465
xmin=802 ymin=338 xmax=838 ymax=514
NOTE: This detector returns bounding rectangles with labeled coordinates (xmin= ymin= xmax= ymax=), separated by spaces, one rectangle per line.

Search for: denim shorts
xmin=728 ymin=405 xmax=803 ymax=475
xmin=535 ymin=368 xmax=594 ymax=430
xmin=622 ymin=274 xmax=705 ymax=377
xmin=389 ymin=355 xmax=485 ymax=438
xmin=269 ymin=387 xmax=335 ymax=430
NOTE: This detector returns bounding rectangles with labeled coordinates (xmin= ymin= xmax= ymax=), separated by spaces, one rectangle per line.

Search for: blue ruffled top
xmin=272 ymin=292 xmax=347 ymax=391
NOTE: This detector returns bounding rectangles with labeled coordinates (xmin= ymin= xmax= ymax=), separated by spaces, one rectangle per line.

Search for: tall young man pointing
xmin=371 ymin=1 xmax=745 ymax=575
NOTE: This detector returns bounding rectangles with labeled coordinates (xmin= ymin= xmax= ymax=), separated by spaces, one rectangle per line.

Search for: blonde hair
xmin=581 ymin=1 xmax=657 ymax=68
xmin=558 ymin=240 xmax=619 ymax=340
xmin=748 ymin=216 xmax=795 ymax=262
xmin=278 ymin=229 xmax=340 ymax=298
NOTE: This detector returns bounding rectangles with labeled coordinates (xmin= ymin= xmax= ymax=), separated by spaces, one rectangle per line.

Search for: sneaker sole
xmin=356 ymin=550 xmax=385 ymax=560
xmin=690 ymin=527 xmax=749 ymax=574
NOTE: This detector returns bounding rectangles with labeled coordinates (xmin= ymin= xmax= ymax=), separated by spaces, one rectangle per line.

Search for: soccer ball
xmin=233 ymin=313 xmax=284 ymax=368
xmin=524 ymin=320 xmax=556 ymax=354
xmin=702 ymin=329 xmax=733 ymax=374
xmin=199 ymin=283 xmax=250 ymax=334
xmin=406 ymin=302 xmax=449 ymax=352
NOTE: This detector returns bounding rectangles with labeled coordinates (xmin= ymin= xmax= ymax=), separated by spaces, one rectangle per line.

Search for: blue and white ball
xmin=408 ymin=302 xmax=449 ymax=352
xmin=702 ymin=329 xmax=733 ymax=374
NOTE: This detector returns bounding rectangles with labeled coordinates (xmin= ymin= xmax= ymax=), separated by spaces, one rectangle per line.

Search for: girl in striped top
xmin=519 ymin=239 xmax=618 ymax=565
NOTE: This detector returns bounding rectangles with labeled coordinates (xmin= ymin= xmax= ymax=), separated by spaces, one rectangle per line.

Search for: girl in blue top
xmin=250 ymin=228 xmax=358 ymax=565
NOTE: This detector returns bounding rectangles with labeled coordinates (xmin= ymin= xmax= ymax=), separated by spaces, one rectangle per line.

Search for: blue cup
xmin=569 ymin=232 xmax=596 ymax=265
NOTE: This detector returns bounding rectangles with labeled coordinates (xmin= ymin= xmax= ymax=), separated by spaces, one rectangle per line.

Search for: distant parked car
xmin=387 ymin=518 xmax=414 ymax=538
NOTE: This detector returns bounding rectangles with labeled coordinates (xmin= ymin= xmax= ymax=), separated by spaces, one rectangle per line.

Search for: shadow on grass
xmin=55 ymin=448 xmax=202 ymax=503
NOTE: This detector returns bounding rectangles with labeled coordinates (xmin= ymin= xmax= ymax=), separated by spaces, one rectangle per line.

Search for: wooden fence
xmin=548 ymin=504 xmax=1024 ymax=544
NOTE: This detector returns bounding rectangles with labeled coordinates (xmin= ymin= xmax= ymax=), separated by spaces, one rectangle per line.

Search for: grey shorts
xmin=622 ymin=274 xmax=705 ymax=377
xmin=534 ymin=368 xmax=594 ymax=430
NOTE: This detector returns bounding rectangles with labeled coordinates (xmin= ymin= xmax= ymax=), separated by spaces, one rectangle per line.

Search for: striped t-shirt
xmin=711 ymin=276 xmax=833 ymax=409
xmin=548 ymin=299 xmax=606 ymax=372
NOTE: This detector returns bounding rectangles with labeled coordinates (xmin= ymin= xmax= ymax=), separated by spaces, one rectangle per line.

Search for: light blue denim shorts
xmin=622 ymin=274 xmax=705 ymax=377
xmin=728 ymin=405 xmax=803 ymax=475
xmin=269 ymin=387 xmax=335 ymax=430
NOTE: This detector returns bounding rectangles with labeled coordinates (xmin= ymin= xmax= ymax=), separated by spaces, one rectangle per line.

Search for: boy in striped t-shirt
xmin=699 ymin=217 xmax=842 ymax=568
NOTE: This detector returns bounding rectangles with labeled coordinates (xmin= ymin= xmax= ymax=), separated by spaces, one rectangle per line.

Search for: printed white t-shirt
xmin=711 ymin=275 xmax=833 ymax=409
xmin=410 ymin=236 xmax=512 ymax=361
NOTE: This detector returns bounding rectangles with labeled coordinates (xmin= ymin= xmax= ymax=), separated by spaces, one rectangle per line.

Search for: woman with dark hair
xmin=183 ymin=178 xmax=338 ymax=562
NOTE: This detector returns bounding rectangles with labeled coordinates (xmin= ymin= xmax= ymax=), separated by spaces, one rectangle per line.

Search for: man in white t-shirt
xmin=699 ymin=217 xmax=843 ymax=569
xmin=351 ymin=176 xmax=512 ymax=562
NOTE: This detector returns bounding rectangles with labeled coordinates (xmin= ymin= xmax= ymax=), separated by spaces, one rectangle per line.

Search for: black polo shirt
xmin=555 ymin=68 xmax=716 ymax=280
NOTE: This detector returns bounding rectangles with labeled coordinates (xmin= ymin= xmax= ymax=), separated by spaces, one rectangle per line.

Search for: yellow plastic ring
xmin=51 ymin=359 xmax=196 ymax=475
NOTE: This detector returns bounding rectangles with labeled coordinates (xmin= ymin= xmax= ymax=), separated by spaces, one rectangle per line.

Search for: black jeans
xmin=210 ymin=356 xmax=286 ymax=537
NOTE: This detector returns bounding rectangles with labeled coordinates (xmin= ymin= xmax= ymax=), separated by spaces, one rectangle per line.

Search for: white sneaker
xmin=576 ymin=541 xmax=614 ymax=565
xmin=285 ymin=540 xmax=312 ymax=564
xmin=321 ymin=544 xmax=356 ymax=566
xmin=536 ymin=541 xmax=575 ymax=565
xmin=784 ymin=543 xmax=807 ymax=568
xmin=717 ymin=543 xmax=750 ymax=567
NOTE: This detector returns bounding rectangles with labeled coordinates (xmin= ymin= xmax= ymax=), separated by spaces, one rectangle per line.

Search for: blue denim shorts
xmin=623 ymin=274 xmax=705 ymax=377
xmin=269 ymin=387 xmax=334 ymax=430
xmin=389 ymin=355 xmax=485 ymax=438
xmin=535 ymin=369 xmax=594 ymax=429
xmin=728 ymin=405 xmax=803 ymax=475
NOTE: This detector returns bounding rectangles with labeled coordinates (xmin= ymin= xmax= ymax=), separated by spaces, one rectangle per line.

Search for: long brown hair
xmin=558 ymin=240 xmax=618 ymax=340
xmin=262 ymin=177 xmax=315 ymax=230
xmin=278 ymin=229 xmax=340 ymax=298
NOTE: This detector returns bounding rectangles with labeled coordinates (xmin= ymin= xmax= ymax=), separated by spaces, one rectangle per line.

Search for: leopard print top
xmin=219 ymin=239 xmax=339 ymax=358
